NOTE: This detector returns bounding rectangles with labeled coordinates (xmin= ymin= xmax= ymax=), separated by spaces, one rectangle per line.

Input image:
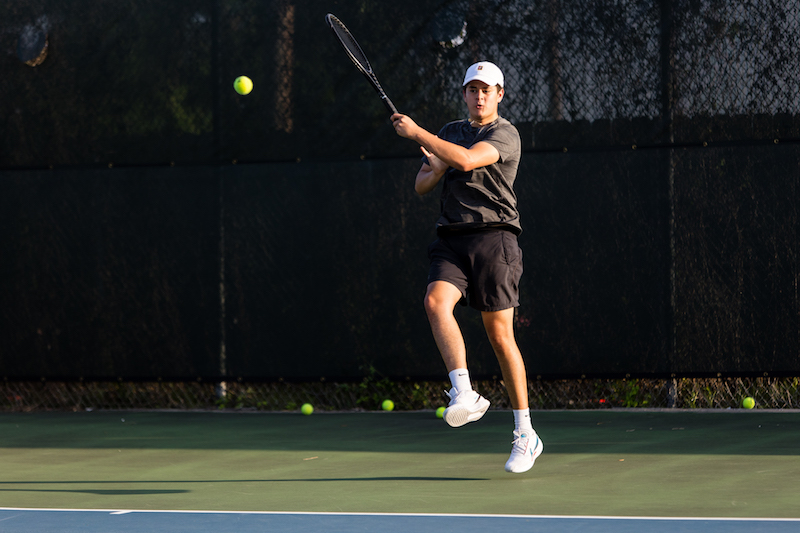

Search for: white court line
xmin=0 ymin=508 xmax=798 ymax=522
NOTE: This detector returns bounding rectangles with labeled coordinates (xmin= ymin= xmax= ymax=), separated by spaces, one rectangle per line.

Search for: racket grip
xmin=382 ymin=96 xmax=398 ymax=115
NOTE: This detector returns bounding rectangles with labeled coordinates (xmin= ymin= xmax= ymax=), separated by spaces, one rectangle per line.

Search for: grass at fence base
xmin=1 ymin=376 xmax=798 ymax=412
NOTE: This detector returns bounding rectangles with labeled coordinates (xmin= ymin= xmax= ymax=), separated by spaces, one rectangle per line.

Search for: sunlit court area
xmin=1 ymin=1 xmax=799 ymax=531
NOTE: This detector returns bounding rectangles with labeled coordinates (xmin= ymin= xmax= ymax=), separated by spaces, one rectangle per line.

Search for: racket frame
xmin=326 ymin=14 xmax=398 ymax=115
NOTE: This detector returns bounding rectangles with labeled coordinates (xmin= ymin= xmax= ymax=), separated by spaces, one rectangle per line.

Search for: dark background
xmin=1 ymin=0 xmax=799 ymax=381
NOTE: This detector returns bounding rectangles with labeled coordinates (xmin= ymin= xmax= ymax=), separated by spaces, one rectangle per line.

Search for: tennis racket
xmin=325 ymin=14 xmax=398 ymax=116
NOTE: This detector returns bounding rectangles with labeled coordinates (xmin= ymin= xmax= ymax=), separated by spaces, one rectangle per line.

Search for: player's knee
xmin=423 ymin=291 xmax=439 ymax=317
xmin=423 ymin=290 xmax=449 ymax=319
xmin=486 ymin=329 xmax=511 ymax=351
xmin=484 ymin=322 xmax=516 ymax=351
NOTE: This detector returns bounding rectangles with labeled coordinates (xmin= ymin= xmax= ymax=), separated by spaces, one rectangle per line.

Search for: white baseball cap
xmin=462 ymin=61 xmax=504 ymax=88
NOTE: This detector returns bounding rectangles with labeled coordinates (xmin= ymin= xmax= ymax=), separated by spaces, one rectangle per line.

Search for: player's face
xmin=463 ymin=81 xmax=504 ymax=125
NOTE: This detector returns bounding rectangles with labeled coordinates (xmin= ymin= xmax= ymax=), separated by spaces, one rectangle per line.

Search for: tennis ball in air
xmin=742 ymin=397 xmax=755 ymax=409
xmin=381 ymin=399 xmax=394 ymax=411
xmin=300 ymin=403 xmax=313 ymax=415
xmin=435 ymin=406 xmax=445 ymax=418
xmin=233 ymin=76 xmax=253 ymax=95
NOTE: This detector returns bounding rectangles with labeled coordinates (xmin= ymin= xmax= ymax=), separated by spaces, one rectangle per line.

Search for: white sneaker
xmin=504 ymin=429 xmax=543 ymax=474
xmin=443 ymin=388 xmax=490 ymax=428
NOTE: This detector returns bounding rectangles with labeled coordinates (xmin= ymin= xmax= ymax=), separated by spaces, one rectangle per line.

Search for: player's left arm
xmin=392 ymin=114 xmax=500 ymax=172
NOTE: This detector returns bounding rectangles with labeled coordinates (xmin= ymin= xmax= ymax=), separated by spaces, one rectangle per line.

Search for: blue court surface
xmin=1 ymin=509 xmax=799 ymax=533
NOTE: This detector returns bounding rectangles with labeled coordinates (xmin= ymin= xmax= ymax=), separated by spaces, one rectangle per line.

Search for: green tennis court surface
xmin=0 ymin=410 xmax=797 ymax=520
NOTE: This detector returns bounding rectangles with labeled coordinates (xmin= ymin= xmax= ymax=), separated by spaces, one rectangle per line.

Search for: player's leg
xmin=424 ymin=280 xmax=490 ymax=427
xmin=481 ymin=308 xmax=527 ymax=409
xmin=423 ymin=280 xmax=467 ymax=372
xmin=482 ymin=308 xmax=543 ymax=473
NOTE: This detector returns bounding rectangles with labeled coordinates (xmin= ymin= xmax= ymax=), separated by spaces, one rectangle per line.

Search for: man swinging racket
xmin=391 ymin=61 xmax=543 ymax=474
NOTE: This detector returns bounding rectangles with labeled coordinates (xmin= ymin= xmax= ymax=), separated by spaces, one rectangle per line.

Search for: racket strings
xmin=328 ymin=17 xmax=373 ymax=74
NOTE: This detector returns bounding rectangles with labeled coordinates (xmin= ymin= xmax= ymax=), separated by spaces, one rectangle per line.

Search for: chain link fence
xmin=3 ymin=376 xmax=798 ymax=412
xmin=3 ymin=1 xmax=800 ymax=410
xmin=3 ymin=0 xmax=799 ymax=167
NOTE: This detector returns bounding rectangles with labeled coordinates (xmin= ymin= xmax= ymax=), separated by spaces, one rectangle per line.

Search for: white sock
xmin=513 ymin=409 xmax=534 ymax=432
xmin=448 ymin=369 xmax=472 ymax=393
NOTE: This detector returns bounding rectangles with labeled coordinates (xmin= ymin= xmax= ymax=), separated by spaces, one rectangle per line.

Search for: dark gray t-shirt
xmin=424 ymin=117 xmax=522 ymax=235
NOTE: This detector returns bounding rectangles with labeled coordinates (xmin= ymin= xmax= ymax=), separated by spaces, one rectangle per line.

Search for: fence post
xmin=660 ymin=0 xmax=677 ymax=390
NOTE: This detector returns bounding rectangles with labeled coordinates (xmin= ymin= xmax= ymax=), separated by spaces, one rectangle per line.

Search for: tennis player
xmin=391 ymin=61 xmax=542 ymax=473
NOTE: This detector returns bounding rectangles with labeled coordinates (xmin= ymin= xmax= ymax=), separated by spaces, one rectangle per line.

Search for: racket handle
xmin=382 ymin=95 xmax=398 ymax=116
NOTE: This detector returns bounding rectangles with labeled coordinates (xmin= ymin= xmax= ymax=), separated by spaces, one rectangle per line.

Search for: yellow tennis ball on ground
xmin=742 ymin=397 xmax=755 ymax=409
xmin=435 ymin=406 xmax=445 ymax=418
xmin=233 ymin=76 xmax=253 ymax=95
xmin=381 ymin=399 xmax=394 ymax=411
xmin=300 ymin=403 xmax=313 ymax=415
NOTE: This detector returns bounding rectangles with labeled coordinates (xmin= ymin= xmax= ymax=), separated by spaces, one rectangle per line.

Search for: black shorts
xmin=427 ymin=229 xmax=523 ymax=312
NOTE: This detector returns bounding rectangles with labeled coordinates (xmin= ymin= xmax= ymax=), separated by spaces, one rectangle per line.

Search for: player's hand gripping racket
xmin=326 ymin=14 xmax=398 ymax=116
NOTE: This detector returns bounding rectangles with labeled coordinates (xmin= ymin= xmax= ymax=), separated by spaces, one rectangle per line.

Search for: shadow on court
xmin=0 ymin=476 xmax=486 ymax=486
xmin=0 ymin=489 xmax=189 ymax=495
